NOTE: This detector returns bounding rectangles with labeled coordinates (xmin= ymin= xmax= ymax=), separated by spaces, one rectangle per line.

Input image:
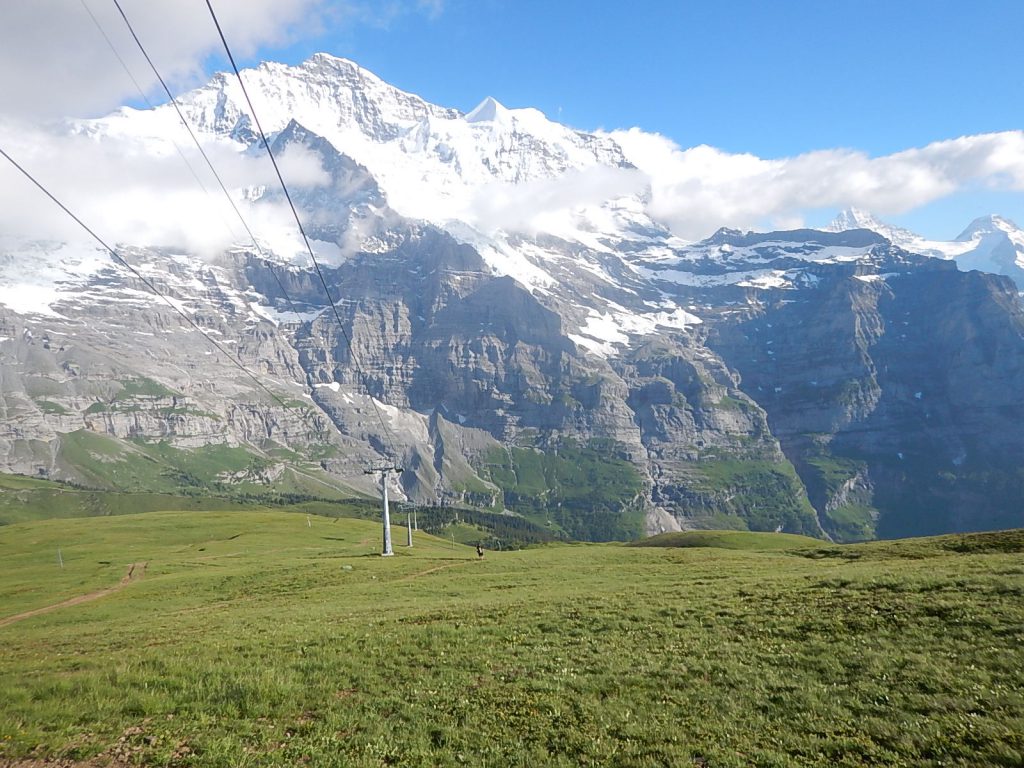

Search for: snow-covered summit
xmin=184 ymin=53 xmax=458 ymax=140
xmin=827 ymin=208 xmax=920 ymax=248
xmin=953 ymin=215 xmax=1024 ymax=278
xmin=828 ymin=208 xmax=1024 ymax=288
xmin=71 ymin=52 xmax=660 ymax=312
xmin=827 ymin=207 xmax=882 ymax=232
xmin=956 ymin=214 xmax=1022 ymax=242
xmin=465 ymin=96 xmax=509 ymax=123
xmin=84 ymin=53 xmax=630 ymax=220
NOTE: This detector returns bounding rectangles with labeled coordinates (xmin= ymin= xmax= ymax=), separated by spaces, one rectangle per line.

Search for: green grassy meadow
xmin=1 ymin=511 xmax=1023 ymax=767
xmin=0 ymin=471 xmax=380 ymax=528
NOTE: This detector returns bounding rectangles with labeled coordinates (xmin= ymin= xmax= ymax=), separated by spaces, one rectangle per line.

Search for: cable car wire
xmin=0 ymin=145 xmax=326 ymax=438
xmin=204 ymin=0 xmax=402 ymax=461
xmin=109 ymin=0 xmax=308 ymax=325
xmin=78 ymin=0 xmax=240 ymax=243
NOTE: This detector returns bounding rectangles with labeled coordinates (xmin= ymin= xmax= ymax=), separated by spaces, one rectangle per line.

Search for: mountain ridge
xmin=827 ymin=207 xmax=1024 ymax=287
xmin=1 ymin=54 xmax=1023 ymax=542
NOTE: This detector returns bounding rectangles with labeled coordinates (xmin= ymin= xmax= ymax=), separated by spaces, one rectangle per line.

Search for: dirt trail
xmin=399 ymin=560 xmax=474 ymax=581
xmin=0 ymin=562 xmax=147 ymax=629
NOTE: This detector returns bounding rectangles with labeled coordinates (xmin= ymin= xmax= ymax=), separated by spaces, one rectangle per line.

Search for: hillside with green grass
xmin=53 ymin=430 xmax=358 ymax=499
xmin=1 ymin=511 xmax=1022 ymax=767
xmin=0 ymin=471 xmax=382 ymax=528
xmin=0 ymin=470 xmax=553 ymax=548
xmin=631 ymin=529 xmax=823 ymax=551
xmin=479 ymin=438 xmax=647 ymax=541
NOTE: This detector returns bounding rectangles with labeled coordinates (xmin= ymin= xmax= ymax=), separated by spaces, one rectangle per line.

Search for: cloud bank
xmin=608 ymin=128 xmax=1024 ymax=239
xmin=461 ymin=166 xmax=647 ymax=235
xmin=0 ymin=120 xmax=331 ymax=260
xmin=3 ymin=121 xmax=1020 ymax=256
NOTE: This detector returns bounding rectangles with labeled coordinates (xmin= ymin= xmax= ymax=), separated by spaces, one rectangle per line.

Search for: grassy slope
xmin=631 ymin=529 xmax=822 ymax=551
xmin=688 ymin=458 xmax=823 ymax=536
xmin=0 ymin=471 xmax=370 ymax=527
xmin=482 ymin=440 xmax=646 ymax=542
xmin=55 ymin=431 xmax=359 ymax=497
xmin=0 ymin=513 xmax=1022 ymax=767
xmin=0 ymin=481 xmax=254 ymax=527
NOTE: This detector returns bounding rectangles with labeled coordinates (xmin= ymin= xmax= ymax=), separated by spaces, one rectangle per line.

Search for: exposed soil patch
xmin=0 ymin=720 xmax=184 ymax=768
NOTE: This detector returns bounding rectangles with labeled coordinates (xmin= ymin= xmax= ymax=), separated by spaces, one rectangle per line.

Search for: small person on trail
xmin=476 ymin=544 xmax=484 ymax=559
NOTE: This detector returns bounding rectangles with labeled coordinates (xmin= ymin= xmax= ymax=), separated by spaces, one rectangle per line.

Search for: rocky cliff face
xmin=700 ymin=242 xmax=1024 ymax=540
xmin=2 ymin=55 xmax=1022 ymax=541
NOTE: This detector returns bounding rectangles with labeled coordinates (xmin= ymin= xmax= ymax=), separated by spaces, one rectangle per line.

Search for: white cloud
xmin=0 ymin=0 xmax=445 ymax=120
xmin=461 ymin=165 xmax=646 ymax=235
xmin=608 ymin=128 xmax=1024 ymax=239
xmin=0 ymin=0 xmax=332 ymax=119
xmin=0 ymin=120 xmax=330 ymax=259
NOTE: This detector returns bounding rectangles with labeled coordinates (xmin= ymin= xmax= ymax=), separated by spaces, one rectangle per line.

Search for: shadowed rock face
xmin=0 ymin=217 xmax=806 ymax=540
xmin=706 ymin=256 xmax=1024 ymax=540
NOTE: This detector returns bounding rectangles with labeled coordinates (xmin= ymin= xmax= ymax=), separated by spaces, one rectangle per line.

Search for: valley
xmin=2 ymin=6 xmax=1023 ymax=768
xmin=2 ymin=55 xmax=1023 ymax=544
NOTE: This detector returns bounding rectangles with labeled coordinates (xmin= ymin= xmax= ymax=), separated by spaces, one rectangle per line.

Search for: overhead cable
xmin=109 ymin=0 xmax=308 ymax=324
xmin=78 ymin=0 xmax=241 ymax=243
xmin=204 ymin=0 xmax=402 ymax=460
xmin=0 ymin=145 xmax=325 ymax=437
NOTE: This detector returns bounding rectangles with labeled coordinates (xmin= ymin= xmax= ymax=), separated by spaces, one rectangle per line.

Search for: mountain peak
xmin=825 ymin=207 xmax=930 ymax=252
xmin=465 ymin=96 xmax=510 ymax=124
xmin=957 ymin=214 xmax=1022 ymax=241
xmin=304 ymin=52 xmax=360 ymax=70
xmin=826 ymin=207 xmax=886 ymax=233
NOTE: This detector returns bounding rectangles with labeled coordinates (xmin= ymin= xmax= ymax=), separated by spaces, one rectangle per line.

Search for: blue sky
xmin=215 ymin=0 xmax=1024 ymax=237
xmin=260 ymin=1 xmax=1021 ymax=156
xmin=1 ymin=0 xmax=1020 ymax=241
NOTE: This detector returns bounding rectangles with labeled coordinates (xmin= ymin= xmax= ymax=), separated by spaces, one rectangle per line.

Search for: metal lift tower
xmin=364 ymin=464 xmax=403 ymax=556
xmin=399 ymin=501 xmax=414 ymax=548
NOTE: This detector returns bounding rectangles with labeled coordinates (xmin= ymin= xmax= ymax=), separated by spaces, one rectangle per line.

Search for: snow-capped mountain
xmin=87 ymin=54 xmax=635 ymax=233
xmin=70 ymin=54 xmax=676 ymax=354
xmin=826 ymin=207 xmax=925 ymax=250
xmin=827 ymin=208 xmax=1024 ymax=287
xmin=2 ymin=53 xmax=1024 ymax=543
xmin=953 ymin=215 xmax=1024 ymax=279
